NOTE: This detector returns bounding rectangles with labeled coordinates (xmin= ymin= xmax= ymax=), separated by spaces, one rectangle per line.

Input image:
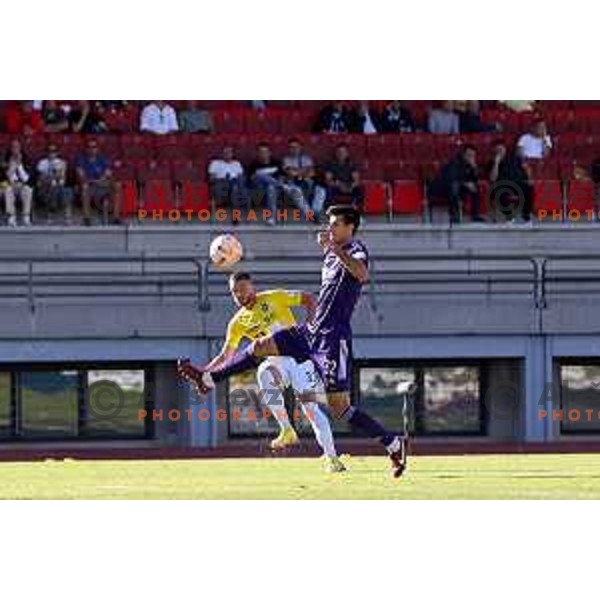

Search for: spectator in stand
xmin=179 ymin=101 xmax=213 ymax=133
xmin=68 ymin=100 xmax=108 ymax=133
xmin=75 ymin=139 xmax=119 ymax=226
xmin=42 ymin=100 xmax=70 ymax=133
xmin=36 ymin=143 xmax=74 ymax=224
xmin=349 ymin=101 xmax=381 ymax=134
xmin=94 ymin=101 xmax=134 ymax=133
xmin=1 ymin=140 xmax=33 ymax=226
xmin=381 ymin=100 xmax=416 ymax=133
xmin=208 ymin=146 xmax=247 ymax=224
xmin=4 ymin=101 xmax=44 ymax=135
xmin=429 ymin=145 xmax=483 ymax=224
xmin=458 ymin=100 xmax=498 ymax=134
xmin=488 ymin=141 xmax=533 ymax=224
xmin=517 ymin=119 xmax=552 ymax=160
xmin=282 ymin=137 xmax=326 ymax=220
xmin=140 ymin=101 xmax=179 ymax=135
xmin=428 ymin=101 xmax=460 ymax=134
xmin=315 ymin=101 xmax=352 ymax=133
xmin=248 ymin=143 xmax=310 ymax=225
xmin=323 ymin=143 xmax=364 ymax=211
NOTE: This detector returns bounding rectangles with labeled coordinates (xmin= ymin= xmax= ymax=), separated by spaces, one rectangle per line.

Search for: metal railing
xmin=1 ymin=251 xmax=600 ymax=317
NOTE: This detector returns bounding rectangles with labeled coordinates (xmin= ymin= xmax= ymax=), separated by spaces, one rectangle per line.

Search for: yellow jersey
xmin=224 ymin=289 xmax=303 ymax=351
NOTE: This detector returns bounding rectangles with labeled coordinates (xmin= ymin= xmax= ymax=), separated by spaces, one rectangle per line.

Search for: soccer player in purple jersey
xmin=179 ymin=205 xmax=411 ymax=477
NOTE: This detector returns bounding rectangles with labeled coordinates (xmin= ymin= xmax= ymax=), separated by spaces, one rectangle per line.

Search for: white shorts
xmin=257 ymin=356 xmax=324 ymax=396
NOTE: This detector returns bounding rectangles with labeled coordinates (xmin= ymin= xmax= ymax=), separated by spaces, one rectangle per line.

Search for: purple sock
xmin=343 ymin=406 xmax=395 ymax=447
xmin=211 ymin=348 xmax=260 ymax=383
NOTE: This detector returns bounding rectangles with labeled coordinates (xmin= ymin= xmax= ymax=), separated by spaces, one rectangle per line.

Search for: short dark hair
xmin=288 ymin=137 xmax=301 ymax=145
xmin=229 ymin=271 xmax=252 ymax=286
xmin=462 ymin=144 xmax=477 ymax=154
xmin=326 ymin=205 xmax=361 ymax=233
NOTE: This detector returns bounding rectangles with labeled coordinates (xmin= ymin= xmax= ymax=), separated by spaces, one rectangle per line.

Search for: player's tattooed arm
xmin=318 ymin=231 xmax=369 ymax=282
xmin=333 ymin=247 xmax=370 ymax=283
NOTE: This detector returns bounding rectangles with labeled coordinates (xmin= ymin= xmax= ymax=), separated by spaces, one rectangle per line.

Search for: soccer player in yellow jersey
xmin=204 ymin=271 xmax=346 ymax=473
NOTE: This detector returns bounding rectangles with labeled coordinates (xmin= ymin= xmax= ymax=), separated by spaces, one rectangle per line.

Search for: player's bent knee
xmin=257 ymin=358 xmax=284 ymax=389
xmin=327 ymin=393 xmax=351 ymax=419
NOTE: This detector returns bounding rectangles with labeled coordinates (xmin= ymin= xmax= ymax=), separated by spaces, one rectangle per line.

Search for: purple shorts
xmin=273 ymin=325 xmax=353 ymax=393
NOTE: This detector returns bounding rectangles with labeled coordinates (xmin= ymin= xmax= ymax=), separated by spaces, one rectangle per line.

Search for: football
xmin=209 ymin=234 xmax=243 ymax=269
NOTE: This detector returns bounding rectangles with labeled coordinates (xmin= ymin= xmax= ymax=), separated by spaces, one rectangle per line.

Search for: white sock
xmin=257 ymin=365 xmax=290 ymax=429
xmin=303 ymin=402 xmax=337 ymax=458
xmin=386 ymin=437 xmax=401 ymax=454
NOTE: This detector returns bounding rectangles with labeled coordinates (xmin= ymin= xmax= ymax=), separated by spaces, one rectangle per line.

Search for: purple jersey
xmin=309 ymin=239 xmax=369 ymax=337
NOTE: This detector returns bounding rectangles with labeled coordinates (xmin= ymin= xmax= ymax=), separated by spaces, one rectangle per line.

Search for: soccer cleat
xmin=324 ymin=455 xmax=347 ymax=473
xmin=177 ymin=358 xmax=215 ymax=396
xmin=388 ymin=436 xmax=408 ymax=478
xmin=269 ymin=426 xmax=299 ymax=451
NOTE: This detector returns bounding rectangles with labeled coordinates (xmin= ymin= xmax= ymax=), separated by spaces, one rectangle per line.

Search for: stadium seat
xmin=135 ymin=160 xmax=172 ymax=183
xmin=533 ymin=180 xmax=564 ymax=220
xmin=118 ymin=180 xmax=139 ymax=216
xmin=180 ymin=181 xmax=210 ymax=212
xmin=120 ymin=134 xmax=155 ymax=160
xmin=244 ymin=109 xmax=282 ymax=134
xmin=391 ymin=180 xmax=424 ymax=217
xmin=363 ymin=180 xmax=390 ymax=217
xmin=567 ymin=180 xmax=596 ymax=213
xmin=213 ymin=110 xmax=244 ymax=133
xmin=139 ymin=179 xmax=176 ymax=212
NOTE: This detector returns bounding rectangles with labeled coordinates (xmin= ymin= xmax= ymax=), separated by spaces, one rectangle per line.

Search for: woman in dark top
xmin=489 ymin=142 xmax=533 ymax=223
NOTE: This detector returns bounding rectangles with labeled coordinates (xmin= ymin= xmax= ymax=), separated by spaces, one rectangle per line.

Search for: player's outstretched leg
xmin=329 ymin=391 xmax=408 ymax=478
xmin=256 ymin=359 xmax=298 ymax=451
xmin=301 ymin=402 xmax=346 ymax=473
xmin=179 ymin=336 xmax=280 ymax=395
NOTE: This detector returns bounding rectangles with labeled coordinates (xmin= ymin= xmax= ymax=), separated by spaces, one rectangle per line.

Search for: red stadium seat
xmin=111 ymin=160 xmax=135 ymax=181
xmin=118 ymin=180 xmax=139 ymax=216
xmin=139 ymin=179 xmax=176 ymax=212
xmin=244 ymin=109 xmax=282 ymax=134
xmin=533 ymin=180 xmax=564 ymax=220
xmin=363 ymin=180 xmax=389 ymax=217
xmin=213 ymin=110 xmax=244 ymax=133
xmin=136 ymin=160 xmax=172 ymax=183
xmin=567 ymin=180 xmax=596 ymax=214
xmin=391 ymin=180 xmax=424 ymax=216
xmin=180 ymin=181 xmax=210 ymax=212
xmin=120 ymin=134 xmax=155 ymax=160
xmin=171 ymin=159 xmax=204 ymax=185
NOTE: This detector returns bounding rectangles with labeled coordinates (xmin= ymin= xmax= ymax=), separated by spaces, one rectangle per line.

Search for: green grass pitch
xmin=1 ymin=454 xmax=600 ymax=499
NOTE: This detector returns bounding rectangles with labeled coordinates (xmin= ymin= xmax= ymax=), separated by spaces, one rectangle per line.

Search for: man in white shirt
xmin=517 ymin=119 xmax=553 ymax=160
xmin=140 ymin=101 xmax=179 ymax=135
xmin=208 ymin=146 xmax=247 ymax=223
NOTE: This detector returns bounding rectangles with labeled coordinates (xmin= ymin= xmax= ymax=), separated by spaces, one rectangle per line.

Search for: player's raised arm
xmin=319 ymin=232 xmax=369 ymax=283
xmin=319 ymin=206 xmax=369 ymax=283
xmin=335 ymin=245 xmax=369 ymax=283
